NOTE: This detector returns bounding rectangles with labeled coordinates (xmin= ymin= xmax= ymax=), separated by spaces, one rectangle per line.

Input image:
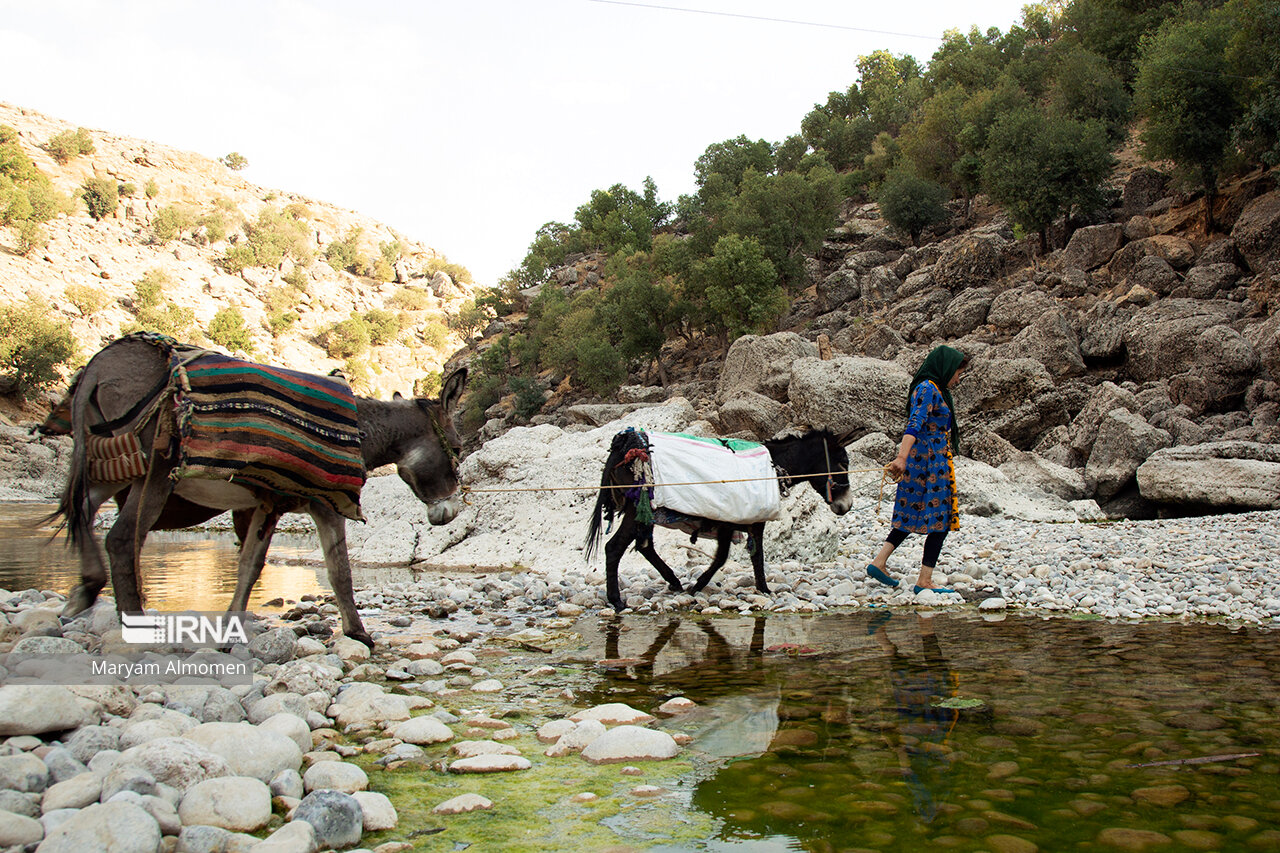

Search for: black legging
xmin=886 ymin=527 xmax=949 ymax=568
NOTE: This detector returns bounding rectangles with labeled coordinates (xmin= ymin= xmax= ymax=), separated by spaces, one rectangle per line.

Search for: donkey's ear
xmin=440 ymin=367 xmax=468 ymax=414
xmin=393 ymin=391 xmax=405 ymax=400
xmin=835 ymin=428 xmax=866 ymax=447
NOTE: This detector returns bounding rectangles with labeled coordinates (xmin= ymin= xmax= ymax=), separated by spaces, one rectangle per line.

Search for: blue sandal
xmin=913 ymin=585 xmax=955 ymax=595
xmin=866 ymin=564 xmax=899 ymax=588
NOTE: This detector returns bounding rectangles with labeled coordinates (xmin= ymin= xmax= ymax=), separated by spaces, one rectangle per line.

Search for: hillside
xmin=0 ymin=101 xmax=477 ymax=422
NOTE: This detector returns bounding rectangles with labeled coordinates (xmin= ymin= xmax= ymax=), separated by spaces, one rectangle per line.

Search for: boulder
xmin=1136 ymin=441 xmax=1280 ymax=509
xmin=0 ymin=686 xmax=91 ymax=736
xmin=1121 ymin=167 xmax=1171 ymax=218
xmin=931 ymin=230 xmax=1012 ymax=291
xmin=580 ymin=726 xmax=680 ymax=764
xmin=716 ymin=390 xmax=789 ymax=440
xmin=936 ymin=286 xmax=994 ymax=338
xmin=986 ymin=286 xmax=1056 ymax=331
xmin=107 ymin=737 xmax=231 ymax=793
xmin=569 ymin=703 xmax=657 ymax=725
xmin=1123 ymin=299 xmax=1245 ymax=382
xmin=1085 ymin=410 xmax=1172 ymax=500
xmin=177 ymin=776 xmax=272 ymax=832
xmin=36 ymin=801 xmax=160 ymax=853
xmin=1184 ymin=262 xmax=1241 ymax=299
xmin=251 ymin=820 xmax=317 ymax=853
xmin=544 ymin=720 xmax=607 ymax=758
xmin=352 ymin=791 xmax=398 ymax=831
xmin=999 ymin=453 xmax=1088 ymax=501
xmin=956 ymin=358 xmax=1068 ymax=448
xmin=1230 ymin=189 xmax=1280 ymax=272
xmin=1108 ymin=234 xmax=1196 ymax=281
xmin=991 ymin=308 xmax=1085 ymax=377
xmin=1079 ymin=301 xmax=1132 ymax=364
xmin=0 ymin=810 xmax=42 ymax=847
xmin=1069 ymin=381 xmax=1140 ymax=457
xmin=302 ymin=761 xmax=367 ymax=794
xmin=1128 ymin=255 xmax=1180 ymax=295
xmin=390 ymin=715 xmax=454 ymax=745
xmin=716 ymin=333 xmax=818 ymax=404
xmin=0 ymin=754 xmax=49 ymax=794
xmin=1063 ymin=223 xmax=1124 ymax=271
xmin=818 ymin=268 xmax=860 ymax=307
xmin=1166 ymin=324 xmax=1260 ymax=414
xmin=787 ymin=356 xmax=910 ymax=438
xmin=183 ymin=722 xmax=303 ymax=783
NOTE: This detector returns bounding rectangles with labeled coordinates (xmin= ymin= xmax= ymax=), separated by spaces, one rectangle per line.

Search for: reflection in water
xmin=0 ymin=503 xmax=328 ymax=611
xmin=582 ymin=612 xmax=1280 ymax=852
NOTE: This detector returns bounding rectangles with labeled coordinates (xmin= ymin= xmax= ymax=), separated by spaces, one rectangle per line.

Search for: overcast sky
xmin=2 ymin=0 xmax=1030 ymax=285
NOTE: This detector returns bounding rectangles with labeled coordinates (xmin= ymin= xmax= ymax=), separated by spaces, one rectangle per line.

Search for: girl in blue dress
xmin=867 ymin=346 xmax=969 ymax=594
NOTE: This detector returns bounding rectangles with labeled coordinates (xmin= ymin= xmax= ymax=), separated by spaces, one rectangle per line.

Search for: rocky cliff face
xmin=0 ymin=102 xmax=475 ymax=419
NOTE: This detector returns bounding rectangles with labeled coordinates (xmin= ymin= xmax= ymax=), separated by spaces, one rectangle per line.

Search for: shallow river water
xmin=1 ymin=505 xmax=1277 ymax=851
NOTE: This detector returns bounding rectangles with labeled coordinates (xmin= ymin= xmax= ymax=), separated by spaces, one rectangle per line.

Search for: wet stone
xmin=433 ymin=793 xmax=492 ymax=814
xmin=1096 ymin=827 xmax=1174 ymax=850
xmin=1132 ymin=784 xmax=1191 ymax=807
xmin=1167 ymin=713 xmax=1226 ymax=731
xmin=986 ymin=835 xmax=1039 ymax=853
xmin=1171 ymin=829 xmax=1224 ymax=850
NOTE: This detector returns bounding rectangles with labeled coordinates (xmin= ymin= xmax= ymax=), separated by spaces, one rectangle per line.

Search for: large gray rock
xmin=991 ymin=308 xmax=1085 ymax=377
xmin=716 ymin=333 xmax=818 ymax=404
xmin=352 ymin=790 xmax=397 ymax=831
xmin=302 ymin=761 xmax=367 ymax=794
xmin=788 ymin=356 xmax=910 ymax=438
xmin=0 ymin=686 xmax=91 ymax=736
xmin=1123 ymin=299 xmax=1246 ymax=382
xmin=0 ymin=810 xmax=43 ymax=846
xmin=1063 ymin=223 xmax=1124 ymax=271
xmin=1079 ymin=301 xmax=1132 ymax=363
xmin=1185 ymin=262 xmax=1241 ymax=299
xmin=1166 ymin=324 xmax=1260 ymax=414
xmin=183 ymin=722 xmax=302 ymax=783
xmin=35 ymin=801 xmax=161 ymax=853
xmin=1108 ymin=234 xmax=1196 ymax=281
xmin=292 ymin=790 xmax=363 ymax=850
xmin=956 ymin=358 xmax=1068 ymax=448
xmin=109 ymin=737 xmax=232 ymax=794
xmin=930 ymin=230 xmax=1012 ymax=291
xmin=177 ymin=776 xmax=272 ymax=832
xmin=1231 ymin=189 xmax=1280 ymax=272
xmin=1085 ymin=410 xmax=1173 ymax=500
xmin=716 ymin=390 xmax=789 ymax=440
xmin=41 ymin=772 xmax=102 ymax=812
xmin=1137 ymin=442 xmax=1280 ymax=508
xmin=1069 ymin=381 xmax=1139 ymax=458
xmin=580 ymin=726 xmax=680 ymax=764
xmin=0 ymin=753 xmax=50 ymax=793
xmin=251 ymin=820 xmax=317 ymax=853
xmin=936 ymin=286 xmax=994 ymax=338
xmin=999 ymin=453 xmax=1088 ymax=501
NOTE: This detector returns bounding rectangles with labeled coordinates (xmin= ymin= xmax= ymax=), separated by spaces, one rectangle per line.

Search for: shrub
xmin=119 ymin=182 xmax=136 ymax=198
xmin=320 ymin=316 xmax=371 ymax=358
xmin=379 ymin=240 xmax=403 ymax=266
xmin=133 ymin=268 xmax=172 ymax=311
xmin=124 ymin=302 xmax=196 ymax=339
xmin=388 ymin=286 xmax=432 ymax=311
xmin=414 ymin=372 xmax=443 ymax=399
xmin=64 ymin=283 xmax=110 ymax=315
xmin=217 ymin=245 xmax=257 ymax=273
xmin=208 ymin=307 xmax=254 ymax=354
xmin=16 ymin=221 xmax=46 ymax=256
xmin=510 ymin=376 xmax=545 ymax=421
xmin=244 ymin=206 xmax=311 ymax=267
xmin=44 ymin=128 xmax=95 ymax=164
xmin=324 ymin=228 xmax=367 ymax=275
xmin=419 ymin=318 xmax=449 ymax=349
xmin=220 ymin=152 xmax=249 ymax=170
xmin=281 ymin=267 xmax=310 ymax=292
xmin=265 ymin=310 xmax=299 ymax=337
xmin=196 ymin=212 xmax=228 ymax=244
xmin=144 ymin=179 xmax=159 ymax=199
xmin=424 ymin=256 xmax=473 ymax=284
xmin=447 ymin=299 xmax=490 ymax=344
xmin=362 ymin=309 xmax=401 ymax=345
xmin=81 ymin=177 xmax=118 ymax=220
xmin=0 ymin=298 xmax=76 ymax=400
xmin=341 ymin=357 xmax=370 ymax=392
xmin=152 ymin=205 xmax=193 ymax=241
xmin=372 ymin=258 xmax=395 ymax=282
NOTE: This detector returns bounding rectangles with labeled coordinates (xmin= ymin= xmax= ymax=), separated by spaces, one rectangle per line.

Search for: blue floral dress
xmin=892 ymin=380 xmax=959 ymax=534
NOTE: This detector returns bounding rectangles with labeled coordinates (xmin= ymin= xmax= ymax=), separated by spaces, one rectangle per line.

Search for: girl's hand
xmin=887 ymin=457 xmax=906 ymax=480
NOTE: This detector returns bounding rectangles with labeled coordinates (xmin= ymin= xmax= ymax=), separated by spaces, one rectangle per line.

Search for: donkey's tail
xmin=584 ymin=430 xmax=638 ymax=563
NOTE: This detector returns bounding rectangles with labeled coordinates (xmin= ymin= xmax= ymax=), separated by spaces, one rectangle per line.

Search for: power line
xmin=585 ymin=0 xmax=945 ymax=42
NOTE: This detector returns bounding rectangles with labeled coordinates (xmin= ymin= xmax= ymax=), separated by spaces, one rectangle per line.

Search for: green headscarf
xmin=906 ymin=345 xmax=967 ymax=447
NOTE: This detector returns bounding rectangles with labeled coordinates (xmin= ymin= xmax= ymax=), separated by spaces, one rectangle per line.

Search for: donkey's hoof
xmin=348 ymin=630 xmax=376 ymax=651
xmin=668 ymin=581 xmax=685 ymax=593
xmin=60 ymin=585 xmax=99 ymax=620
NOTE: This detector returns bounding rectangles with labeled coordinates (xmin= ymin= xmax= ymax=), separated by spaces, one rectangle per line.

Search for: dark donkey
xmin=585 ymin=430 xmax=856 ymax=611
xmin=48 ymin=334 xmax=467 ymax=648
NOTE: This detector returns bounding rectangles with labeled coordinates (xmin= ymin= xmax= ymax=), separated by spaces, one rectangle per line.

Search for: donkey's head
xmin=769 ymin=429 xmax=857 ymax=516
xmin=393 ymin=368 xmax=467 ymax=525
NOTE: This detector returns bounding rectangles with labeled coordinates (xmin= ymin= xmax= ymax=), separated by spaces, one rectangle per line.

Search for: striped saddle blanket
xmin=174 ymin=353 xmax=366 ymax=520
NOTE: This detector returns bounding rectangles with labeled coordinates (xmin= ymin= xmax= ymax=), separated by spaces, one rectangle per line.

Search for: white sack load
xmin=647 ymin=432 xmax=781 ymax=524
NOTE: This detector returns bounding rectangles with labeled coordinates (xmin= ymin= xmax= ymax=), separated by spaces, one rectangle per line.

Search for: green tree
xmin=1048 ymin=49 xmax=1132 ymax=144
xmin=207 ymin=307 xmax=255 ymax=354
xmin=1134 ymin=7 xmax=1238 ymax=233
xmin=1225 ymin=0 xmax=1280 ymax=166
xmin=982 ymin=106 xmax=1115 ymax=253
xmin=81 ymin=177 xmax=118 ymax=220
xmin=800 ymin=87 xmax=876 ymax=172
xmin=877 ymin=171 xmax=951 ymax=245
xmin=603 ymin=264 xmax=685 ymax=385
xmin=856 ymin=50 xmax=924 ymax=135
xmin=321 ymin=316 xmax=372 ymax=359
xmin=689 ymin=235 xmax=785 ymax=342
xmin=448 ymin=299 xmax=490 ymax=345
xmin=43 ymin=128 xmax=95 ymax=164
xmin=573 ymin=177 xmax=671 ymax=255
xmin=220 ymin=152 xmax=249 ymax=170
xmin=0 ymin=298 xmax=76 ymax=400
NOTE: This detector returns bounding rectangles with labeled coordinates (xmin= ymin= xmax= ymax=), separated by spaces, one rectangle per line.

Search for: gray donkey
xmin=46 ymin=334 xmax=466 ymax=648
